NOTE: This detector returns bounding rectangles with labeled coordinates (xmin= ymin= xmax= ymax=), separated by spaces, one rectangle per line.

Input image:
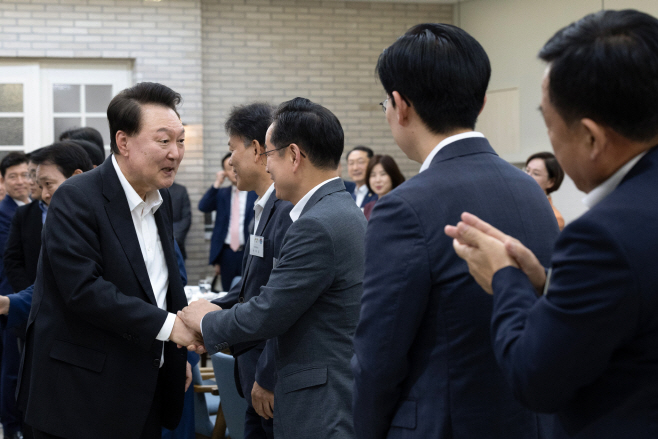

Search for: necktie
xmin=229 ymin=187 xmax=241 ymax=251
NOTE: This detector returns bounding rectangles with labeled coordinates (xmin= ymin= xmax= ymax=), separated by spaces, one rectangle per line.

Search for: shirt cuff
xmin=200 ymin=315 xmax=205 ymax=337
xmin=157 ymin=312 xmax=177 ymax=341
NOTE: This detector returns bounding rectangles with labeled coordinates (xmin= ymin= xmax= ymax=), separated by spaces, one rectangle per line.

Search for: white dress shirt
xmin=112 ymin=156 xmax=175 ymax=350
xmin=582 ymin=151 xmax=647 ymax=208
xmin=290 ymin=177 xmax=340 ymax=223
xmin=224 ymin=186 xmax=248 ymax=246
xmin=354 ymin=183 xmax=368 ymax=207
xmin=419 ymin=131 xmax=485 ymax=173
xmin=12 ymin=197 xmax=27 ymax=207
xmin=254 ymin=183 xmax=275 ymax=233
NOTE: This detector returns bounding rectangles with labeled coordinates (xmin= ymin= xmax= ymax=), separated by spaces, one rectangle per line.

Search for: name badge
xmin=250 ymin=235 xmax=264 ymax=258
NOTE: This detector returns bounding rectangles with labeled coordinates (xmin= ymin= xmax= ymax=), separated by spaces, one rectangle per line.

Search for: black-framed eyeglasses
xmin=379 ymin=98 xmax=389 ymax=113
xmin=259 ymin=144 xmax=306 ymax=158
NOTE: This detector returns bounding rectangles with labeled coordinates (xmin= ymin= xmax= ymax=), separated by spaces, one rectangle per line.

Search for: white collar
xmin=354 ymin=184 xmax=368 ymax=195
xmin=289 ymin=177 xmax=340 ymax=222
xmin=582 ymin=152 xmax=647 ymax=208
xmin=112 ymin=155 xmax=163 ymax=216
xmin=419 ymin=131 xmax=485 ymax=173
xmin=255 ymin=183 xmax=275 ymax=211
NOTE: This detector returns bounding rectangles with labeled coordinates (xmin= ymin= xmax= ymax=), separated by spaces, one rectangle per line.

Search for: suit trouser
xmin=217 ymin=245 xmax=245 ymax=292
xmin=245 ymin=405 xmax=274 ymax=439
xmin=0 ymin=326 xmax=22 ymax=434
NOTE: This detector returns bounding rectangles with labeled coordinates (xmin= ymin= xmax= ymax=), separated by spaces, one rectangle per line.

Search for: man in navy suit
xmin=346 ymin=146 xmax=377 ymax=208
xmin=0 ymin=152 xmax=30 ymax=439
xmin=208 ymin=102 xmax=293 ymax=439
xmin=351 ymin=24 xmax=559 ymax=439
xmin=199 ymin=153 xmax=257 ymax=291
xmin=447 ymin=10 xmax=658 ymax=439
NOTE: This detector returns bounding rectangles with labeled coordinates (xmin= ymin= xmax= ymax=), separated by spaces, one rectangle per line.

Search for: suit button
xmin=153 ymin=359 xmax=160 ymax=368
xmin=214 ymin=344 xmax=221 ymax=351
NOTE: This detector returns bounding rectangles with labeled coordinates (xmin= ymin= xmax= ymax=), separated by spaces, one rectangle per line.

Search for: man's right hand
xmin=0 ymin=296 xmax=9 ymax=315
xmin=170 ymin=316 xmax=203 ymax=348
xmin=213 ymin=171 xmax=226 ymax=189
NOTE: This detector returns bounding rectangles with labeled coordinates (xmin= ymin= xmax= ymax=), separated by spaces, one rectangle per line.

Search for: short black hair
xmin=107 ymin=82 xmax=182 ymax=154
xmin=225 ymin=102 xmax=273 ymax=148
xmin=69 ymin=139 xmax=105 ymax=167
xmin=30 ymin=141 xmax=94 ymax=178
xmin=539 ymin=9 xmax=658 ymax=142
xmin=347 ymin=145 xmax=374 ymax=161
xmin=376 ymin=23 xmax=491 ymax=134
xmin=0 ymin=152 xmax=28 ymax=178
xmin=271 ymin=97 xmax=343 ymax=170
xmin=59 ymin=127 xmax=105 ymax=160
xmin=221 ymin=152 xmax=232 ymax=170
xmin=526 ymin=151 xmax=564 ymax=194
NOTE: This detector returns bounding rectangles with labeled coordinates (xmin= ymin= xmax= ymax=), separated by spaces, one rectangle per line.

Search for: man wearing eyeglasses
xmin=179 ymin=97 xmax=366 ymax=439
xmin=351 ymin=24 xmax=560 ymax=439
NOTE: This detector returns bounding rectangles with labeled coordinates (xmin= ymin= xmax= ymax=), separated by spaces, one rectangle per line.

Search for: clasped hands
xmin=169 ymin=299 xmax=222 ymax=353
xmin=444 ymin=212 xmax=546 ymax=295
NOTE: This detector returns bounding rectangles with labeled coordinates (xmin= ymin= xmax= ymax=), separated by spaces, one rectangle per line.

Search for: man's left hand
xmin=178 ymin=299 xmax=222 ymax=334
xmin=0 ymin=296 xmax=9 ymax=315
xmin=185 ymin=361 xmax=193 ymax=392
xmin=252 ymin=381 xmax=274 ymax=420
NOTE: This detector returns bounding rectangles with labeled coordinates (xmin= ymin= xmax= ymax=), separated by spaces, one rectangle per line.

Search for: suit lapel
xmin=239 ymin=193 xmax=278 ymax=295
xmin=101 ymin=160 xmax=158 ymax=306
xmin=154 ymin=199 xmax=186 ymax=312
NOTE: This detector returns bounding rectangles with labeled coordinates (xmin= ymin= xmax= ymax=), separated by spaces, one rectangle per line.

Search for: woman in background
xmin=363 ymin=154 xmax=405 ymax=220
xmin=525 ymin=151 xmax=565 ymax=230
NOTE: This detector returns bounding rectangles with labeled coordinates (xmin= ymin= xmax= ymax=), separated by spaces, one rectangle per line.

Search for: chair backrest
xmin=192 ymin=363 xmax=215 ymax=437
xmin=211 ymin=352 xmax=248 ymax=439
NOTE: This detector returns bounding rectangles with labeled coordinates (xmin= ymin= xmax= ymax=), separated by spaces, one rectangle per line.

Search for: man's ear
xmin=251 ymin=140 xmax=261 ymax=163
xmin=289 ymin=143 xmax=303 ymax=172
xmin=581 ymin=118 xmax=608 ymax=161
xmin=115 ymin=131 xmax=129 ymax=157
xmin=391 ymin=91 xmax=411 ymax=127
xmin=72 ymin=169 xmax=84 ymax=176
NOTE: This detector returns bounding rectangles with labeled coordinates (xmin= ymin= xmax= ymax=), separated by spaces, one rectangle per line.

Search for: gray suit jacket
xmin=202 ymin=178 xmax=366 ymax=439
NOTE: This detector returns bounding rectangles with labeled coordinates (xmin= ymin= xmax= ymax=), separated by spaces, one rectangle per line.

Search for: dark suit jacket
xmin=203 ymin=179 xmax=366 ymax=439
xmin=0 ymin=195 xmax=20 ymax=297
xmin=215 ymin=191 xmax=293 ymax=404
xmin=17 ymin=158 xmax=188 ymax=439
xmin=490 ymin=146 xmax=658 ymax=439
xmin=352 ymin=137 xmax=559 ymax=439
xmin=347 ymin=182 xmax=378 ymax=208
xmin=169 ymin=182 xmax=191 ymax=259
xmin=4 ymin=200 xmax=42 ymax=293
xmin=198 ymin=185 xmax=257 ymax=264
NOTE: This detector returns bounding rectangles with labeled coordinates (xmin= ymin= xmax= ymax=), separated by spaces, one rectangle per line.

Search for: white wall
xmin=455 ymin=0 xmax=658 ymax=224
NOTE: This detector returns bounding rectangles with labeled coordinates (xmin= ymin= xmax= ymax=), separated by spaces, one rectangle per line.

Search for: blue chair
xmin=211 ymin=353 xmax=248 ymax=439
xmin=192 ymin=363 xmax=221 ymax=438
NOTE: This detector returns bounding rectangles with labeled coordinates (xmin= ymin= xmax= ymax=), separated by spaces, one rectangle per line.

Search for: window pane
xmin=0 ymin=84 xmax=23 ymax=112
xmin=53 ymin=84 xmax=80 ymax=113
xmin=86 ymin=85 xmax=112 ymax=113
xmin=86 ymin=117 xmax=110 ymax=146
xmin=54 ymin=117 xmax=81 ymax=141
xmin=0 ymin=117 xmax=24 ymax=145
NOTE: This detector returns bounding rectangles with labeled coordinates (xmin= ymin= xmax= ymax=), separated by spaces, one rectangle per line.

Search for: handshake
xmin=169 ymin=299 xmax=222 ymax=354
